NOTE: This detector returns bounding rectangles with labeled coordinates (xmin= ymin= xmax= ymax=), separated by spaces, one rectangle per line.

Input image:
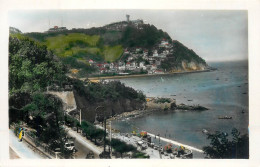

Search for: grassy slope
xmin=44 ymin=33 xmax=123 ymax=62
xmin=103 ymin=45 xmax=124 ymax=62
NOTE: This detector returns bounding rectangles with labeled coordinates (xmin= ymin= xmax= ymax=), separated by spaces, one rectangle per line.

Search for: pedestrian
xmin=18 ymin=128 xmax=23 ymax=142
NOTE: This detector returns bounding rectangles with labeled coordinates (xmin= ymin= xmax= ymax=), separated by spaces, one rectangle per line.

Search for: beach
xmin=86 ymin=69 xmax=212 ymax=81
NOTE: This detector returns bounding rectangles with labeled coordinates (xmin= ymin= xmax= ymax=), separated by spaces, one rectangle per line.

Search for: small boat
xmin=187 ymin=99 xmax=193 ymax=101
xmin=202 ymin=129 xmax=208 ymax=134
xmin=218 ymin=116 xmax=232 ymax=119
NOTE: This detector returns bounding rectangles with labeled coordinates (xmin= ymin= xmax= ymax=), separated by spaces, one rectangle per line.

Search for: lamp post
xmin=158 ymin=134 xmax=162 ymax=159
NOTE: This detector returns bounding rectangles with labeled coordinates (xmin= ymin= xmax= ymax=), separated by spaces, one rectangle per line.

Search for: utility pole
xmin=158 ymin=134 xmax=162 ymax=159
xmin=103 ymin=116 xmax=106 ymax=153
xmin=79 ymin=109 xmax=81 ymax=125
xmin=110 ymin=121 xmax=112 ymax=157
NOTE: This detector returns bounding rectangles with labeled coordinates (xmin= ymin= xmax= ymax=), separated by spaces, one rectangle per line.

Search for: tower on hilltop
xmin=126 ymin=14 xmax=130 ymax=22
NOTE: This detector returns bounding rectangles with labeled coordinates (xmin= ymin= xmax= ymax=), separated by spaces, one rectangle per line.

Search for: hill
xmin=161 ymin=40 xmax=207 ymax=72
xmin=13 ymin=20 xmax=208 ymax=77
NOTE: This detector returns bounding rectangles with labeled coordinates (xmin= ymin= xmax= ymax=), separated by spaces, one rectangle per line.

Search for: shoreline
xmin=85 ymin=69 xmax=212 ymax=81
xmin=107 ymin=101 xmax=208 ymax=124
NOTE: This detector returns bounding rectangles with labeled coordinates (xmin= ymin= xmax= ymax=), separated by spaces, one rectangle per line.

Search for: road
xmin=9 ymin=129 xmax=43 ymax=159
xmin=65 ymin=127 xmax=102 ymax=159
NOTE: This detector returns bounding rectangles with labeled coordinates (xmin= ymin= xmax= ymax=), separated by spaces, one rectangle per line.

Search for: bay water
xmin=111 ymin=61 xmax=248 ymax=156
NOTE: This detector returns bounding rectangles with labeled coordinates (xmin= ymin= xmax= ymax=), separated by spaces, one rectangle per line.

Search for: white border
xmin=1 ymin=0 xmax=260 ymax=167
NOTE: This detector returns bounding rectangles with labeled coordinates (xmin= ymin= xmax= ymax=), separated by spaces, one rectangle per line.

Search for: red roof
xmin=126 ymin=62 xmax=131 ymax=64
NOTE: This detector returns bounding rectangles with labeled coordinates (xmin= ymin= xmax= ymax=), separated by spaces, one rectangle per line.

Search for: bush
xmin=154 ymin=98 xmax=171 ymax=104
xmin=111 ymin=138 xmax=136 ymax=157
xmin=132 ymin=152 xmax=150 ymax=159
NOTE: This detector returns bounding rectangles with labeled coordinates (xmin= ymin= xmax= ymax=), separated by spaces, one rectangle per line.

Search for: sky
xmin=8 ymin=10 xmax=248 ymax=62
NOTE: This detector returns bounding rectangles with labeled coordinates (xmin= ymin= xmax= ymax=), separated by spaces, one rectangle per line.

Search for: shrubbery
xmin=154 ymin=98 xmax=171 ymax=104
xmin=81 ymin=121 xmax=104 ymax=144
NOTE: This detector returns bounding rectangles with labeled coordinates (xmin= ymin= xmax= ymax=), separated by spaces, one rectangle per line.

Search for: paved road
xmin=66 ymin=127 xmax=102 ymax=158
xmin=9 ymin=129 xmax=43 ymax=159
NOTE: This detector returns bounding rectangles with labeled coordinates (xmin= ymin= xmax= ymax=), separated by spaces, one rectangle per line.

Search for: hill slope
xmin=17 ymin=21 xmax=208 ymax=76
xmin=161 ymin=40 xmax=207 ymax=72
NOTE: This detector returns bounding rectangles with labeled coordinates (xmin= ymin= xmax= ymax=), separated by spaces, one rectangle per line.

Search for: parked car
xmin=86 ymin=151 xmax=95 ymax=159
xmin=65 ymin=141 xmax=75 ymax=152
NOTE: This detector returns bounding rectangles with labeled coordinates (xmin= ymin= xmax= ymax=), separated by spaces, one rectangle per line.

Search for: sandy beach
xmin=85 ymin=69 xmax=211 ymax=81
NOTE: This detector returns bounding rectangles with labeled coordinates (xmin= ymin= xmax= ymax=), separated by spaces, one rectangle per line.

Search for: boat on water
xmin=202 ymin=129 xmax=208 ymax=134
xmin=218 ymin=116 xmax=232 ymax=119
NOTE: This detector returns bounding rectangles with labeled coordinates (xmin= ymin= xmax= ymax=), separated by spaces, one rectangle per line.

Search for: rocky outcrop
xmin=73 ymin=91 xmax=145 ymax=123
xmin=181 ymin=61 xmax=207 ymax=71
xmin=47 ymin=91 xmax=77 ymax=112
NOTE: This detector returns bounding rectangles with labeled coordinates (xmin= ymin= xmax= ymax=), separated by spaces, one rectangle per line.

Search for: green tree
xmin=9 ymin=36 xmax=67 ymax=95
xmin=81 ymin=121 xmax=105 ymax=144
xmin=111 ymin=138 xmax=135 ymax=158
xmin=203 ymin=128 xmax=249 ymax=159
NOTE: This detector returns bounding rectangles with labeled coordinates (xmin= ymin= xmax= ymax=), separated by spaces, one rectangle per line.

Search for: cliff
xmin=73 ymin=90 xmax=145 ymax=123
xmin=47 ymin=91 xmax=77 ymax=113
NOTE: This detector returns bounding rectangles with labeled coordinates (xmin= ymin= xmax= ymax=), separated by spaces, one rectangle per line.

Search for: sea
xmin=110 ymin=60 xmax=248 ymax=157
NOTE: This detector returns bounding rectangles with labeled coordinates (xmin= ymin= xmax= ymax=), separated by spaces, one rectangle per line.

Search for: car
xmin=170 ymin=154 xmax=175 ymax=159
xmin=154 ymin=146 xmax=158 ymax=150
xmin=65 ymin=141 xmax=75 ymax=151
xmin=86 ymin=151 xmax=95 ymax=159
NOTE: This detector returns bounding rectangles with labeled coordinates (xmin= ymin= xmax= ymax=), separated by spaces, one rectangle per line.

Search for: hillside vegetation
xmin=161 ymin=40 xmax=207 ymax=72
xmin=43 ymin=33 xmax=123 ymax=62
xmin=9 ymin=36 xmax=146 ymax=155
xmin=19 ymin=22 xmax=207 ymax=75
xmin=121 ymin=24 xmax=172 ymax=48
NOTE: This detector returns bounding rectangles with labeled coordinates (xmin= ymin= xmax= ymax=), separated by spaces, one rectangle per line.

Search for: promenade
xmin=9 ymin=130 xmax=43 ymax=159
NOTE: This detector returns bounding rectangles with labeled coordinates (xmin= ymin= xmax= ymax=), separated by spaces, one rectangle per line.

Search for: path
xmin=65 ymin=127 xmax=102 ymax=156
xmin=9 ymin=129 xmax=43 ymax=159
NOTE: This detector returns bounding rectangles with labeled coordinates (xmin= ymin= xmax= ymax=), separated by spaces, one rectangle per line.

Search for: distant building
xmin=89 ymin=59 xmax=94 ymax=64
xmin=126 ymin=14 xmax=130 ymax=22
xmin=47 ymin=26 xmax=67 ymax=32
xmin=153 ymin=50 xmax=159 ymax=57
xmin=154 ymin=69 xmax=164 ymax=74
xmin=131 ymin=19 xmax=144 ymax=25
